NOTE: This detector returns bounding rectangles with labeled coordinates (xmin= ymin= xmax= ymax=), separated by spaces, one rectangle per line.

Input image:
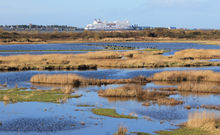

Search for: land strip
xmin=0 ymin=49 xmax=219 ymax=71
xmin=1 ymin=29 xmax=220 ymax=45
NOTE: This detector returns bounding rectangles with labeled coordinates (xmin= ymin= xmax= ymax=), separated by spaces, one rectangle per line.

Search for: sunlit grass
xmin=0 ymin=88 xmax=82 ymax=103
xmin=91 ymin=108 xmax=137 ymax=119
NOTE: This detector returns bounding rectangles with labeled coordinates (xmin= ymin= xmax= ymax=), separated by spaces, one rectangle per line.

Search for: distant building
xmin=85 ymin=19 xmax=133 ymax=31
xmin=168 ymin=27 xmax=177 ymax=30
xmin=0 ymin=24 xmax=79 ymax=32
xmin=132 ymin=24 xmax=152 ymax=30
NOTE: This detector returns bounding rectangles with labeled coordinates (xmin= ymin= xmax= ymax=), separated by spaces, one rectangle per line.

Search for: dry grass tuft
xmin=30 ymin=74 xmax=84 ymax=86
xmin=177 ymin=82 xmax=220 ymax=93
xmin=0 ymin=49 xmax=219 ymax=71
xmin=3 ymin=95 xmax=10 ymax=101
xmin=156 ymin=98 xmax=184 ymax=106
xmin=187 ymin=111 xmax=216 ymax=130
xmin=98 ymin=84 xmax=142 ymax=97
xmin=153 ymin=70 xmax=220 ymax=82
xmin=63 ymin=85 xmax=74 ymax=94
xmin=99 ymin=84 xmax=182 ymax=106
xmin=114 ymin=125 xmax=128 ymax=135
xmin=30 ymin=74 xmax=150 ymax=87
xmin=174 ymin=49 xmax=220 ymax=59
xmin=156 ymin=81 xmax=220 ymax=94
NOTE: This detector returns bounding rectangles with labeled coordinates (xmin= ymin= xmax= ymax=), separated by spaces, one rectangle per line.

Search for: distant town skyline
xmin=1 ymin=0 xmax=220 ymax=29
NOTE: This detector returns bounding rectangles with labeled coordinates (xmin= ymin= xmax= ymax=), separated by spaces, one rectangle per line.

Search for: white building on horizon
xmin=85 ymin=19 xmax=133 ymax=30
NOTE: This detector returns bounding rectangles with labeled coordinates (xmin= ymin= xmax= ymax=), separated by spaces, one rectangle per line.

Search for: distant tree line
xmin=1 ymin=28 xmax=220 ymax=43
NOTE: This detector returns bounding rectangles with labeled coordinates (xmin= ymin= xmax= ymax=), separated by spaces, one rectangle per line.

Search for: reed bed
xmin=153 ymin=70 xmax=220 ymax=82
xmin=114 ymin=125 xmax=128 ymax=135
xmin=30 ymin=74 xmax=150 ymax=87
xmin=174 ymin=49 xmax=220 ymax=59
xmin=177 ymin=82 xmax=220 ymax=94
xmin=2 ymin=29 xmax=220 ymax=44
xmin=156 ymin=81 xmax=220 ymax=94
xmin=0 ymin=50 xmax=219 ymax=71
xmin=156 ymin=98 xmax=184 ymax=106
xmin=98 ymin=84 xmax=182 ymax=106
xmin=187 ymin=111 xmax=216 ymax=130
xmin=98 ymin=85 xmax=142 ymax=97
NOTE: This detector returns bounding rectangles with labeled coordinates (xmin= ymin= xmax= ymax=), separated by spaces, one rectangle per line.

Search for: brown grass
xmin=152 ymin=70 xmax=220 ymax=82
xmin=114 ymin=125 xmax=128 ymax=135
xmin=2 ymin=29 xmax=220 ymax=45
xmin=187 ymin=111 xmax=216 ymax=130
xmin=3 ymin=95 xmax=10 ymax=101
xmin=174 ymin=49 xmax=220 ymax=59
xmin=156 ymin=98 xmax=184 ymax=106
xmin=0 ymin=50 xmax=219 ymax=71
xmin=98 ymin=84 xmax=142 ymax=97
xmin=201 ymin=105 xmax=220 ymax=111
xmin=63 ymin=85 xmax=74 ymax=94
xmin=30 ymin=74 xmax=150 ymax=87
xmin=98 ymin=84 xmax=182 ymax=106
xmin=177 ymin=82 xmax=220 ymax=94
xmin=156 ymin=81 xmax=220 ymax=94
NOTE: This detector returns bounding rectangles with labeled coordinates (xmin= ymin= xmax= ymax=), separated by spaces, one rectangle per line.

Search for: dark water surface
xmin=1 ymin=42 xmax=220 ymax=56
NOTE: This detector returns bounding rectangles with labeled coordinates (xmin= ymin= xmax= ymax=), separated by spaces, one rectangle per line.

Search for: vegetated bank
xmin=98 ymin=84 xmax=183 ymax=106
xmin=1 ymin=28 xmax=220 ymax=45
xmin=30 ymin=74 xmax=150 ymax=86
xmin=152 ymin=70 xmax=220 ymax=94
xmin=0 ymin=88 xmax=81 ymax=104
xmin=157 ymin=111 xmax=220 ymax=135
xmin=0 ymin=49 xmax=220 ymax=71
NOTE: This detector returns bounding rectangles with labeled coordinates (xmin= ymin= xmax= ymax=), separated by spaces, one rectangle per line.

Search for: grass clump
xmin=156 ymin=98 xmax=184 ymax=106
xmin=157 ymin=128 xmax=210 ymax=135
xmin=0 ymin=88 xmax=81 ymax=103
xmin=91 ymin=108 xmax=137 ymax=119
xmin=114 ymin=125 xmax=128 ymax=135
xmin=174 ymin=49 xmax=220 ymax=60
xmin=177 ymin=82 xmax=220 ymax=94
xmin=187 ymin=111 xmax=216 ymax=130
xmin=31 ymin=74 xmax=150 ymax=87
xmin=0 ymin=49 xmax=219 ymax=71
xmin=98 ymin=84 xmax=182 ymax=106
xmin=157 ymin=111 xmax=220 ymax=135
xmin=98 ymin=84 xmax=142 ymax=97
xmin=152 ymin=70 xmax=220 ymax=82
xmin=130 ymin=132 xmax=150 ymax=135
xmin=77 ymin=104 xmax=95 ymax=107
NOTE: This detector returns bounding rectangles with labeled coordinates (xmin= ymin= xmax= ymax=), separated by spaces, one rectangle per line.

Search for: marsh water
xmin=0 ymin=42 xmax=220 ymax=135
xmin=1 ymin=42 xmax=220 ymax=56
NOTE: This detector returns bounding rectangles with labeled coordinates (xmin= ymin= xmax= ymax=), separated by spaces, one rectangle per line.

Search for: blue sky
xmin=0 ymin=0 xmax=220 ymax=29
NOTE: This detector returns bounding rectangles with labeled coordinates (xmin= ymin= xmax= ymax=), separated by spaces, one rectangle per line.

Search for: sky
xmin=0 ymin=0 xmax=220 ymax=29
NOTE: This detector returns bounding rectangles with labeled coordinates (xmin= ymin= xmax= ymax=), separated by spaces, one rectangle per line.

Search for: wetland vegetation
xmin=0 ymin=42 xmax=220 ymax=135
xmin=0 ymin=49 xmax=220 ymax=71
xmin=157 ymin=111 xmax=220 ymax=135
xmin=0 ymin=88 xmax=81 ymax=103
xmin=1 ymin=29 xmax=220 ymax=45
xmin=92 ymin=108 xmax=137 ymax=119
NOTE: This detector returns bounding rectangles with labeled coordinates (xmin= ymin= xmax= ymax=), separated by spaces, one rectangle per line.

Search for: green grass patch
xmin=91 ymin=108 xmax=137 ymax=119
xmin=77 ymin=104 xmax=95 ymax=107
xmin=130 ymin=132 xmax=151 ymax=135
xmin=142 ymin=48 xmax=169 ymax=52
xmin=156 ymin=128 xmax=211 ymax=135
xmin=0 ymin=47 xmax=136 ymax=52
xmin=0 ymin=49 xmax=102 ymax=52
xmin=0 ymin=88 xmax=82 ymax=103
